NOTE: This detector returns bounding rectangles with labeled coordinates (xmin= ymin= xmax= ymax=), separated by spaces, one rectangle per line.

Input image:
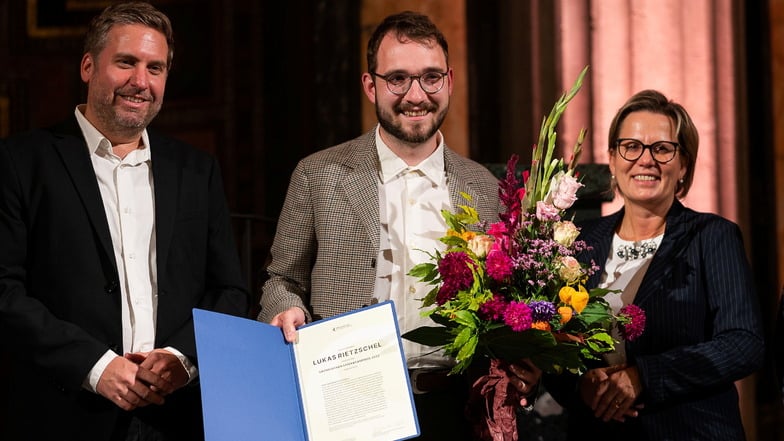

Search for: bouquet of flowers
xmin=402 ymin=66 xmax=646 ymax=378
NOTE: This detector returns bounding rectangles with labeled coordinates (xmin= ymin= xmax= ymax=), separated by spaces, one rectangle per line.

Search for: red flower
xmin=619 ymin=304 xmax=646 ymax=341
xmin=436 ymin=252 xmax=475 ymax=304
xmin=503 ymin=301 xmax=533 ymax=332
xmin=478 ymin=293 xmax=507 ymax=321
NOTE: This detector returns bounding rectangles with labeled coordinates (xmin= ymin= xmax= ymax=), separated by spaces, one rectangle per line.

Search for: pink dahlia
xmin=485 ymin=249 xmax=514 ymax=281
xmin=503 ymin=301 xmax=533 ymax=332
xmin=619 ymin=304 xmax=646 ymax=341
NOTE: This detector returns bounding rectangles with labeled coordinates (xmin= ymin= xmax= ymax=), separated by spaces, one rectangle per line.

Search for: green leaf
xmin=442 ymin=210 xmax=465 ymax=232
xmin=578 ymin=302 xmax=615 ymax=327
xmin=479 ymin=327 xmax=557 ymax=361
xmin=408 ymin=262 xmax=437 ymax=279
xmin=452 ymin=325 xmax=474 ymax=349
xmin=401 ymin=326 xmax=452 ymax=347
xmin=530 ymin=343 xmax=585 ymax=374
xmin=587 ymin=287 xmax=620 ymax=298
xmin=441 ymin=236 xmax=467 ymax=247
xmin=457 ymin=204 xmax=480 ymax=223
xmin=452 ymin=310 xmax=478 ymax=328
xmin=430 ymin=314 xmax=457 ymax=328
xmin=587 ymin=331 xmax=615 ymax=347
xmin=456 ymin=333 xmax=479 ymax=362
xmin=584 ymin=331 xmax=615 ymax=353
xmin=421 ymin=287 xmax=440 ymax=307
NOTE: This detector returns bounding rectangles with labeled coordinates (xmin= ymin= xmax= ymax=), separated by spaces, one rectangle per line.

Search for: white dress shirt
xmin=74 ymin=106 xmax=195 ymax=391
xmin=373 ymin=126 xmax=454 ymax=369
xmin=599 ymin=232 xmax=663 ymax=365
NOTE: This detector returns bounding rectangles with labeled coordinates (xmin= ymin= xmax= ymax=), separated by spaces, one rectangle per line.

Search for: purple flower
xmin=528 ymin=300 xmax=556 ymax=322
xmin=486 ymin=249 xmax=514 ymax=281
xmin=479 ymin=293 xmax=507 ymax=321
xmin=619 ymin=304 xmax=646 ymax=341
xmin=503 ymin=301 xmax=533 ymax=332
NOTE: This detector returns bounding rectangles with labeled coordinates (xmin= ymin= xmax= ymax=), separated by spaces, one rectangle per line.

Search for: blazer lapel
xmin=443 ymin=148 xmax=491 ymax=220
xmin=149 ymin=134 xmax=178 ymax=273
xmin=340 ymin=132 xmax=381 ymax=252
xmin=52 ymin=122 xmax=117 ymax=274
xmin=634 ymin=201 xmax=693 ymax=306
xmin=580 ymin=210 xmax=621 ymax=289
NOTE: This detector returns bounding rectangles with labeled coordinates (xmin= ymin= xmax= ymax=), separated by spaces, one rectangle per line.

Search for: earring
xmin=611 ymin=175 xmax=615 ymax=180
xmin=679 ymin=178 xmax=684 ymax=184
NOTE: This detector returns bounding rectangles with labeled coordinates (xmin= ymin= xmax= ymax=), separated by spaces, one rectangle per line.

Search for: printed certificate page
xmin=293 ymin=301 xmax=418 ymax=441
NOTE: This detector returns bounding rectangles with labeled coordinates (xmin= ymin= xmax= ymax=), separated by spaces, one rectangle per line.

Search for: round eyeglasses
xmin=615 ymin=138 xmax=679 ymax=164
xmin=371 ymin=70 xmax=448 ymax=95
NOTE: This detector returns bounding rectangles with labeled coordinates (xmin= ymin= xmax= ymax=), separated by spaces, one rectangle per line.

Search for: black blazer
xmin=0 ymin=118 xmax=249 ymax=440
xmin=545 ymin=200 xmax=765 ymax=440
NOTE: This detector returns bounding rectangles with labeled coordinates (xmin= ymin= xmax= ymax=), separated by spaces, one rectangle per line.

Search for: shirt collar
xmin=74 ymin=105 xmax=151 ymax=162
xmin=375 ymin=124 xmax=445 ymax=184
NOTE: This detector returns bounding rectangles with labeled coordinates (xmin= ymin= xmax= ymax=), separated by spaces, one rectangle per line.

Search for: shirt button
xmin=105 ymin=281 xmax=118 ymax=294
xmin=408 ymin=286 xmax=416 ymax=294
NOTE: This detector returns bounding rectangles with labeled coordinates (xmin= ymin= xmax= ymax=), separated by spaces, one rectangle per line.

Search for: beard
xmin=376 ymin=101 xmax=448 ymax=145
xmin=90 ymin=86 xmax=161 ymax=137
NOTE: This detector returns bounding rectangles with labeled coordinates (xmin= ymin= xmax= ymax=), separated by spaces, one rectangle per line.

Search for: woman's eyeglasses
xmin=615 ymin=138 xmax=679 ymax=164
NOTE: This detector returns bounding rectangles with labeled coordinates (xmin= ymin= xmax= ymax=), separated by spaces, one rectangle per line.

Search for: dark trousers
xmin=121 ymin=416 xmax=168 ymax=441
xmin=413 ymin=380 xmax=473 ymax=440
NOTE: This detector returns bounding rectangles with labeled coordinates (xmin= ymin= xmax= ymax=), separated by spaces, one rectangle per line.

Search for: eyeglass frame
xmin=371 ymin=70 xmax=449 ymax=96
xmin=614 ymin=138 xmax=680 ymax=164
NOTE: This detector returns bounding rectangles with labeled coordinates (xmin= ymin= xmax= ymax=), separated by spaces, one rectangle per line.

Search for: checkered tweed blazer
xmin=258 ymin=130 xmax=500 ymax=322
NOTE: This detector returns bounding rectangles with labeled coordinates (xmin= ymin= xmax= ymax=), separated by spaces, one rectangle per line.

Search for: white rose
xmin=553 ymin=221 xmax=580 ymax=247
xmin=558 ymin=256 xmax=583 ymax=284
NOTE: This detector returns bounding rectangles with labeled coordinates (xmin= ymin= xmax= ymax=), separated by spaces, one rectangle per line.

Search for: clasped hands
xmin=579 ymin=364 xmax=643 ymax=422
xmin=96 ymin=348 xmax=189 ymax=411
xmin=505 ymin=359 xmax=542 ymax=407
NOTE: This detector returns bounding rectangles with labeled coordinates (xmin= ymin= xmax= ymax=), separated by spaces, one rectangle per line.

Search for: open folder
xmin=193 ymin=301 xmax=419 ymax=441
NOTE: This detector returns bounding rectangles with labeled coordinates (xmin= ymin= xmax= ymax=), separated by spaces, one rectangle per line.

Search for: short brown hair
xmin=607 ymin=89 xmax=699 ymax=198
xmin=366 ymin=11 xmax=448 ymax=74
xmin=84 ymin=1 xmax=175 ymax=68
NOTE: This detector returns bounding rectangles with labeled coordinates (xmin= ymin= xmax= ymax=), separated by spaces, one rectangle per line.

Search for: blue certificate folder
xmin=193 ymin=301 xmax=420 ymax=441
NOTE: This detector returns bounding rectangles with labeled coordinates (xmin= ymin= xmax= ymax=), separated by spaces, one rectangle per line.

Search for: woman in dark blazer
xmin=545 ymin=90 xmax=765 ymax=440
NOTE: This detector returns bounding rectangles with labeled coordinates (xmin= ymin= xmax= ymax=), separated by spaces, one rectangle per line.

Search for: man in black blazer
xmin=0 ymin=3 xmax=248 ymax=440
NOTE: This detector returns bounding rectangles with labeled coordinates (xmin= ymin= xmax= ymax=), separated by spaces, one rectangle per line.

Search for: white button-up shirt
xmin=373 ymin=126 xmax=453 ymax=369
xmin=75 ymin=106 xmax=194 ymax=391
